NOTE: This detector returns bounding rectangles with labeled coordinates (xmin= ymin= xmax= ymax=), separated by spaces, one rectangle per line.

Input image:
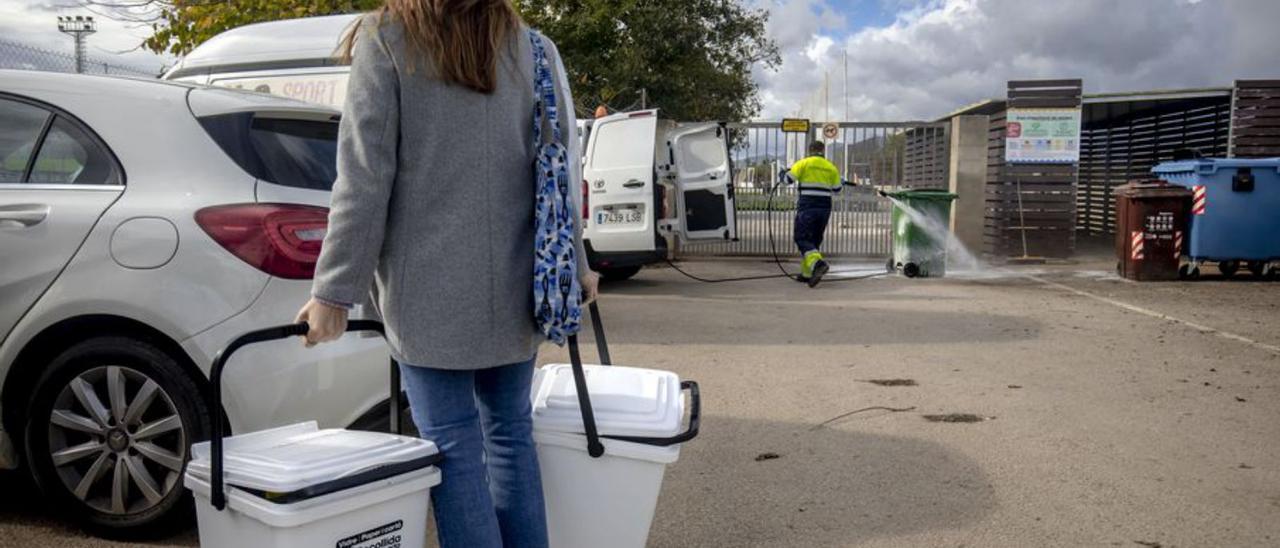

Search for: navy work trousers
xmin=793 ymin=195 xmax=833 ymax=254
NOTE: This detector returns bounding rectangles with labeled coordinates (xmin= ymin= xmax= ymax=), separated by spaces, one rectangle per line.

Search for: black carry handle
xmin=568 ymin=302 xmax=700 ymax=458
xmin=208 ymin=319 xmax=397 ymax=511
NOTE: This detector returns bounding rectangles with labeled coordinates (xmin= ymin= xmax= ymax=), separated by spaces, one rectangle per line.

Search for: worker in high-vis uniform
xmin=786 ymin=140 xmax=846 ymax=287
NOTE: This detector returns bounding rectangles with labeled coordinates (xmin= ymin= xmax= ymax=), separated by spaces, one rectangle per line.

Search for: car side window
xmin=0 ymin=98 xmax=51 ymax=183
xmin=28 ymin=117 xmax=120 ymax=186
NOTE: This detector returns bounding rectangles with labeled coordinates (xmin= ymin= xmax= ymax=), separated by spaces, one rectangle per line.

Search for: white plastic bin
xmin=185 ymin=422 xmax=440 ymax=548
xmin=531 ymin=362 xmax=700 ymax=548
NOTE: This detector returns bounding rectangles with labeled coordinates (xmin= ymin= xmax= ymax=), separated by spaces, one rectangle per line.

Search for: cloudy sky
xmin=3 ymin=0 xmax=1279 ymax=120
xmin=753 ymin=0 xmax=1280 ymax=120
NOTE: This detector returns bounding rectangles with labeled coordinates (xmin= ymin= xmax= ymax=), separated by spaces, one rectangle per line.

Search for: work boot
xmin=795 ymin=275 xmax=810 ymax=283
xmin=807 ymin=260 xmax=829 ymax=288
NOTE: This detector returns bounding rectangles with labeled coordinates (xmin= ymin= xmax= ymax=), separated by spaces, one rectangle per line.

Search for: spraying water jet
xmin=880 ymin=189 xmax=966 ymax=278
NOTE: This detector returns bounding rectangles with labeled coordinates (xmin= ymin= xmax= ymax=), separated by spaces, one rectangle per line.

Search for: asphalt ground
xmin=3 ymin=247 xmax=1278 ymax=547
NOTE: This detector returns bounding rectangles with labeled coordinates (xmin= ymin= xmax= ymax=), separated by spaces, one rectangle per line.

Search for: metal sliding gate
xmin=681 ymin=121 xmax=951 ymax=258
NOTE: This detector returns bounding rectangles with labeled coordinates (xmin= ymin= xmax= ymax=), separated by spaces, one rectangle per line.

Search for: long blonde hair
xmin=341 ymin=0 xmax=521 ymax=94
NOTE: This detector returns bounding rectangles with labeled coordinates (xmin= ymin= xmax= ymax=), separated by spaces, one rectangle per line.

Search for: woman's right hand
xmin=295 ymin=297 xmax=350 ymax=348
xmin=580 ymin=270 xmax=600 ymax=305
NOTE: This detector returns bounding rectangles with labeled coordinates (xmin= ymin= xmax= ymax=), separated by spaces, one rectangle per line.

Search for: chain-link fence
xmin=0 ymin=39 xmax=157 ymax=78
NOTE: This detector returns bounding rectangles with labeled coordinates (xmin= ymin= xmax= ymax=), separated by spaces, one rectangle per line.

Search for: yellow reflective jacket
xmin=790 ymin=154 xmax=841 ymax=197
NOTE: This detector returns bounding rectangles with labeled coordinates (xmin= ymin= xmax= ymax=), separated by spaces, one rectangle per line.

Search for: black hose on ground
xmin=660 ymin=177 xmax=889 ymax=284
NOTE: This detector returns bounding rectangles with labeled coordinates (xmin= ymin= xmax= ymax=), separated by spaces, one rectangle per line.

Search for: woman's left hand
xmin=580 ymin=271 xmax=600 ymax=305
xmin=295 ymin=298 xmax=350 ymax=347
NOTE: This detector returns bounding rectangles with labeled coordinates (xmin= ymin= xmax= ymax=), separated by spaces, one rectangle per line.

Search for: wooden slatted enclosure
xmin=985 ymin=79 xmax=1082 ymax=258
xmin=1077 ymin=96 xmax=1231 ymax=235
xmin=1230 ymin=80 xmax=1280 ymax=158
xmin=902 ymin=125 xmax=950 ymax=189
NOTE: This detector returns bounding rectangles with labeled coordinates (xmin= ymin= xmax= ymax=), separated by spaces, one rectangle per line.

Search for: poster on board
xmin=1005 ymin=108 xmax=1081 ymax=164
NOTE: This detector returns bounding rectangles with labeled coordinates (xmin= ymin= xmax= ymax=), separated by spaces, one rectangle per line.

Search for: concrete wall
xmin=948 ymin=115 xmax=989 ymax=254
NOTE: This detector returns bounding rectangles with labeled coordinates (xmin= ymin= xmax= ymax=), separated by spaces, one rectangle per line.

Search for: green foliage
xmin=518 ymin=0 xmax=779 ymax=120
xmin=143 ymin=0 xmax=379 ymax=56
xmin=142 ymin=0 xmax=779 ymax=120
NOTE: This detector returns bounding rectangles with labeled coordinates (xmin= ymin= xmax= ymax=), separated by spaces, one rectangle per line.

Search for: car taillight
xmin=195 ymin=203 xmax=328 ymax=280
xmin=582 ymin=179 xmax=589 ymax=220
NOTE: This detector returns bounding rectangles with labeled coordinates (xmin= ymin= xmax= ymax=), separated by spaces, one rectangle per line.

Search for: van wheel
xmin=598 ymin=265 xmax=642 ymax=282
xmin=24 ymin=337 xmax=209 ymax=539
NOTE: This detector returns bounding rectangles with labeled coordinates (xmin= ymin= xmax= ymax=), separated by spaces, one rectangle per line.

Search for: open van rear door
xmin=669 ymin=123 xmax=736 ymax=241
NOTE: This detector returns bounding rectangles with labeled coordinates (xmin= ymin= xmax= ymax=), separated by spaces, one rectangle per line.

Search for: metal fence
xmin=0 ymin=39 xmax=157 ymax=78
xmin=681 ymin=121 xmax=950 ymax=258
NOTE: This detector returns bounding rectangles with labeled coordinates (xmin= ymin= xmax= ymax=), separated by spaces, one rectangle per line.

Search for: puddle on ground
xmin=923 ymin=413 xmax=993 ymax=423
xmin=864 ymin=379 xmax=918 ymax=386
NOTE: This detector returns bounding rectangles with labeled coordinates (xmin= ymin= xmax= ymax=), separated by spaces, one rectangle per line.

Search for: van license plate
xmin=597 ymin=210 xmax=643 ymax=226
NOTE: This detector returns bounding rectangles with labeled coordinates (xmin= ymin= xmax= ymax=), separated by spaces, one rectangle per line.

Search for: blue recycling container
xmin=1152 ymin=158 xmax=1280 ymax=264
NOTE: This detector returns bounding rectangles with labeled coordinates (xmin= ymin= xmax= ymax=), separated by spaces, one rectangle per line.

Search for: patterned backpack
xmin=529 ymin=30 xmax=582 ymax=345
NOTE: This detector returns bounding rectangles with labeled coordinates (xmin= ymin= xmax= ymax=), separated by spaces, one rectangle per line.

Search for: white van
xmin=166 ymin=15 xmax=737 ymax=281
xmin=581 ymin=110 xmax=736 ymax=279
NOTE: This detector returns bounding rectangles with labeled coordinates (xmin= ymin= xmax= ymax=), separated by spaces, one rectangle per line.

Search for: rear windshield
xmin=589 ymin=120 xmax=653 ymax=168
xmin=199 ymin=112 xmax=338 ymax=191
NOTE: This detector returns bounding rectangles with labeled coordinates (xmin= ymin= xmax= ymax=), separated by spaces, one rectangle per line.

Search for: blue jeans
xmin=794 ymin=195 xmax=833 ymax=254
xmin=399 ymin=357 xmax=548 ymax=548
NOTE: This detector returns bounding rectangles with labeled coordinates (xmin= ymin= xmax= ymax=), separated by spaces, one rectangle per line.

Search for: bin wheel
xmin=1179 ymin=264 xmax=1200 ymax=280
xmin=886 ymin=257 xmax=896 ymax=273
xmin=1219 ymin=260 xmax=1240 ymax=278
xmin=1247 ymin=261 xmax=1267 ymax=278
xmin=903 ymin=263 xmax=921 ymax=278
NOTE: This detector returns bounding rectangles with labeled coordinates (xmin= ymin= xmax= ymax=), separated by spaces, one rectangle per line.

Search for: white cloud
xmin=755 ymin=0 xmax=1280 ymax=120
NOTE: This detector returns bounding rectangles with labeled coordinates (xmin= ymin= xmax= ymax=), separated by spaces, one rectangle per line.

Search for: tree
xmin=518 ymin=0 xmax=779 ymax=121
xmin=83 ymin=1 xmax=380 ymax=56
xmin=94 ymin=0 xmax=778 ymax=120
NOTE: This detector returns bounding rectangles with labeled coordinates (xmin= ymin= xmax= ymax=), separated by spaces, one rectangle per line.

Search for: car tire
xmin=23 ymin=336 xmax=209 ymax=539
xmin=598 ymin=265 xmax=643 ymax=282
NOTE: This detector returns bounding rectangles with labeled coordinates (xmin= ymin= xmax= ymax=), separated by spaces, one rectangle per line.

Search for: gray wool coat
xmin=312 ymin=14 xmax=587 ymax=369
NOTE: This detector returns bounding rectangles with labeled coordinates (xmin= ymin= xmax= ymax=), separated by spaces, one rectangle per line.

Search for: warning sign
xmin=781 ymin=118 xmax=810 ymax=133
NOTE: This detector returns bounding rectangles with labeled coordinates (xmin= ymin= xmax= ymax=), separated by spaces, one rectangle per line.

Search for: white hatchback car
xmin=0 ymin=70 xmax=391 ymax=536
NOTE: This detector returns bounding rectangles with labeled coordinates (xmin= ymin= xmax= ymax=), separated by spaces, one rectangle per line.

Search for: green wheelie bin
xmin=884 ymin=189 xmax=959 ymax=278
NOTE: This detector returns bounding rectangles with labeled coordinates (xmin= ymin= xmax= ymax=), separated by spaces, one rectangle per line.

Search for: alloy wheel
xmin=46 ymin=365 xmax=186 ymax=515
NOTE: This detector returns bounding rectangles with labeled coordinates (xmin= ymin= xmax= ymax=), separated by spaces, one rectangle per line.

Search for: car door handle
xmin=0 ymin=204 xmax=50 ymax=228
xmin=623 ymin=179 xmax=645 ymax=189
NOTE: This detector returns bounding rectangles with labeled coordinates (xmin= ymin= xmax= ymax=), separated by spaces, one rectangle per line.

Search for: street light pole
xmin=57 ymin=15 xmax=97 ymax=74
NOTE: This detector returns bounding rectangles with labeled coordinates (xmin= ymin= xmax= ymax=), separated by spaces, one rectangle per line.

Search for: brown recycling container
xmin=1114 ymin=181 xmax=1192 ymax=281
